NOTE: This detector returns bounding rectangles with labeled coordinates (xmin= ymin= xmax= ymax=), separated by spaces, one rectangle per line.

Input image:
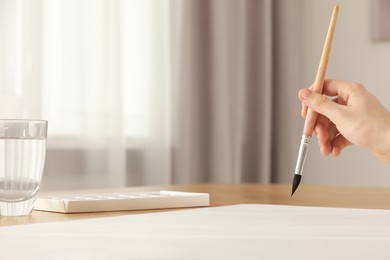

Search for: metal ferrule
xmin=294 ymin=135 xmax=311 ymax=175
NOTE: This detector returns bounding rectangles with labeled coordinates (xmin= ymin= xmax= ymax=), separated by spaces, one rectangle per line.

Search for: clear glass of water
xmin=0 ymin=119 xmax=48 ymax=216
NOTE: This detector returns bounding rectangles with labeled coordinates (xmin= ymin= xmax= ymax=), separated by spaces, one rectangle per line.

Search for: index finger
xmin=322 ymin=79 xmax=363 ymax=100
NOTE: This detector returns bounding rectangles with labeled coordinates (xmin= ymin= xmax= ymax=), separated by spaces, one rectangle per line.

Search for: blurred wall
xmin=301 ymin=0 xmax=390 ymax=186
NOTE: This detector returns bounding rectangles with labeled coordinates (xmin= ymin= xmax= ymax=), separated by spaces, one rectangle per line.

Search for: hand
xmin=299 ymin=79 xmax=390 ymax=163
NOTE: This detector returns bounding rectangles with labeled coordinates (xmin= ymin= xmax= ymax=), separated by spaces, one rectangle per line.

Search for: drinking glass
xmin=0 ymin=120 xmax=48 ymax=216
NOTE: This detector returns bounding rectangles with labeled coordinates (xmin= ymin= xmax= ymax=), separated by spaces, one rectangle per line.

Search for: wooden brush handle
xmin=303 ymin=5 xmax=339 ymax=136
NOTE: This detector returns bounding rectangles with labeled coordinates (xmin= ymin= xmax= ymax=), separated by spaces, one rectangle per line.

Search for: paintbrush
xmin=291 ymin=5 xmax=339 ymax=196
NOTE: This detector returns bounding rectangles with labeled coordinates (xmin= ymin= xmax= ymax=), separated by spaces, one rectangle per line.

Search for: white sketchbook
xmin=1 ymin=204 xmax=390 ymax=259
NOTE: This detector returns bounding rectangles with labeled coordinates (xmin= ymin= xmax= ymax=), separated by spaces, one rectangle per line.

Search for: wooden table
xmin=2 ymin=183 xmax=390 ymax=227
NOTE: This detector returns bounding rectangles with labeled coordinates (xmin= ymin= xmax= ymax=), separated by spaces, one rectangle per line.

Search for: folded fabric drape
xmin=0 ymin=0 xmax=303 ymax=189
xmin=171 ymin=0 xmax=303 ymax=183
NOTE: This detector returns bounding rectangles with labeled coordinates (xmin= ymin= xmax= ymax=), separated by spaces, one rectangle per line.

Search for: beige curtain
xmin=170 ymin=0 xmax=303 ymax=184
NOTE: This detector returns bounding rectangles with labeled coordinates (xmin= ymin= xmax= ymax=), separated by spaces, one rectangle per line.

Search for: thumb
xmin=299 ymin=88 xmax=343 ymax=123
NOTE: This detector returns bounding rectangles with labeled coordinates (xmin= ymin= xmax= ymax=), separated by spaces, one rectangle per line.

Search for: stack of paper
xmin=1 ymin=204 xmax=390 ymax=259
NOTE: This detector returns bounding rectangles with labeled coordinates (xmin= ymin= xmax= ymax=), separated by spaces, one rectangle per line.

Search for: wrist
xmin=374 ymin=115 xmax=390 ymax=163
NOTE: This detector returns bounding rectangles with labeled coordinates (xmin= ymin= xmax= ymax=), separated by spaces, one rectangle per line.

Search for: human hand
xmin=299 ymin=79 xmax=390 ymax=163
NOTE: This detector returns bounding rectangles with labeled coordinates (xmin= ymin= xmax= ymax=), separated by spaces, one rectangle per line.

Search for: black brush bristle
xmin=291 ymin=175 xmax=302 ymax=196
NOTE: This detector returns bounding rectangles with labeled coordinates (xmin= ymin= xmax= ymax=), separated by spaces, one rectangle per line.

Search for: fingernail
xmin=300 ymin=89 xmax=312 ymax=100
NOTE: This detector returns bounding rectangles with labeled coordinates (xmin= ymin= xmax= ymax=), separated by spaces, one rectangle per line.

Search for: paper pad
xmin=1 ymin=204 xmax=390 ymax=259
